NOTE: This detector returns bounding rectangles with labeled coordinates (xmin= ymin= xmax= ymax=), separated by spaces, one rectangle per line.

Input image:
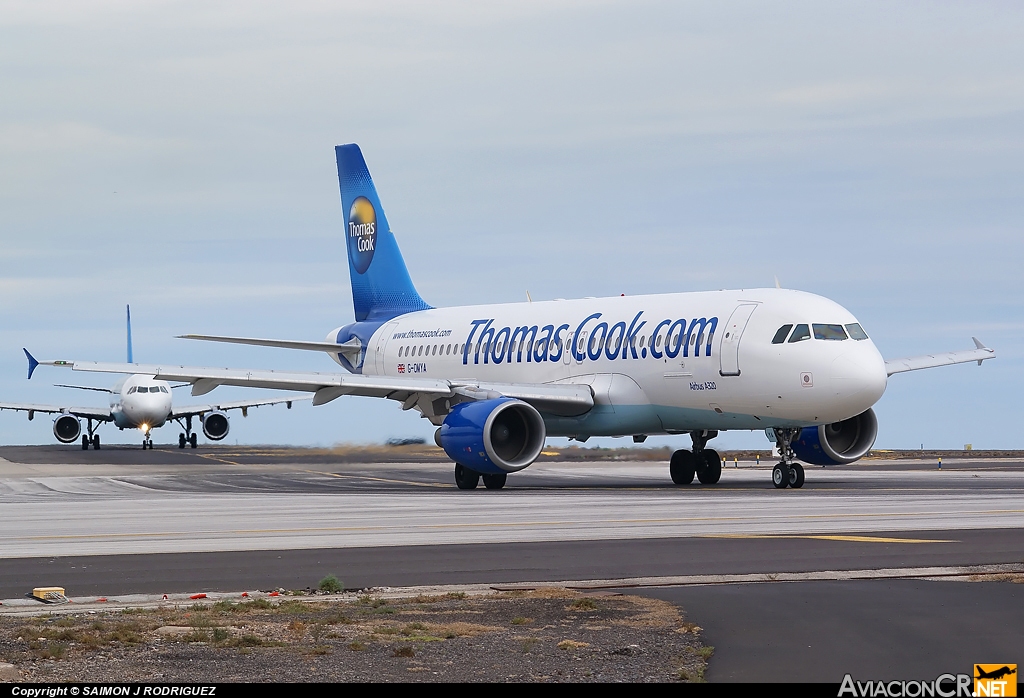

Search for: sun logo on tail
xmin=348 ymin=196 xmax=378 ymax=274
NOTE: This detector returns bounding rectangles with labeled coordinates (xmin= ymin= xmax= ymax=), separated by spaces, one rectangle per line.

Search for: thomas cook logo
xmin=348 ymin=196 xmax=377 ymax=274
xmin=975 ymin=665 xmax=1017 ymax=697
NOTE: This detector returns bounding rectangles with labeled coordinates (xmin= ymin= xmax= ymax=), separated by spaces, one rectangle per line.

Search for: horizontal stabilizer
xmin=178 ymin=334 xmax=360 ymax=362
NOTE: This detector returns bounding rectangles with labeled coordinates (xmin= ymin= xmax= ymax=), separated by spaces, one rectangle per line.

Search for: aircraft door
xmin=719 ymin=303 xmax=758 ymax=377
xmin=374 ymin=322 xmax=399 ymax=375
xmin=562 ymin=333 xmax=573 ymax=365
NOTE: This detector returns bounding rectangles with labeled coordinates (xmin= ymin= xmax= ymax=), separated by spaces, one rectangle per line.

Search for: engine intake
xmin=53 ymin=414 xmax=81 ymax=443
xmin=438 ymin=398 xmax=546 ymax=475
xmin=201 ymin=411 xmax=230 ymax=441
xmin=792 ymin=408 xmax=878 ymax=465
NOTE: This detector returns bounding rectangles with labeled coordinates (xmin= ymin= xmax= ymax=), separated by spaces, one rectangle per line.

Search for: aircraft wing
xmin=0 ymin=402 xmax=113 ymax=422
xmin=38 ymin=360 xmax=595 ymax=418
xmin=885 ymin=338 xmax=995 ymax=376
xmin=170 ymin=395 xmax=311 ymax=420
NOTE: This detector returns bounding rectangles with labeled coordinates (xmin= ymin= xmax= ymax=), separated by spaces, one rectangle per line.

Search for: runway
xmin=2 ymin=446 xmax=1021 ymax=682
xmin=1 ymin=447 xmax=1023 ymax=559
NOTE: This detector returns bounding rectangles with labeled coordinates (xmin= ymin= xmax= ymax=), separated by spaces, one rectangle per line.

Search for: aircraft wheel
xmin=772 ymin=463 xmax=790 ymax=489
xmin=482 ymin=473 xmax=507 ymax=490
xmin=697 ymin=449 xmax=722 ymax=484
xmin=190 ymin=433 xmax=197 ymax=448
xmin=669 ymin=450 xmax=696 ymax=485
xmin=788 ymin=462 xmax=805 ymax=489
xmin=454 ymin=464 xmax=480 ymax=490
xmin=179 ymin=433 xmax=186 ymax=449
xmin=82 ymin=435 xmax=89 ymax=450
xmin=92 ymin=434 xmax=101 ymax=450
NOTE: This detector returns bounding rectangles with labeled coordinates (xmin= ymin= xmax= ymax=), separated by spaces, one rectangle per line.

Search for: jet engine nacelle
xmin=201 ymin=411 xmax=230 ymax=441
xmin=53 ymin=414 xmax=82 ymax=443
xmin=438 ymin=398 xmax=546 ymax=475
xmin=792 ymin=408 xmax=878 ymax=465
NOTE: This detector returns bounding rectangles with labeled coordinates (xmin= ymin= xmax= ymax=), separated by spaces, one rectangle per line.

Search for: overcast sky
xmin=1 ymin=1 xmax=1021 ymax=450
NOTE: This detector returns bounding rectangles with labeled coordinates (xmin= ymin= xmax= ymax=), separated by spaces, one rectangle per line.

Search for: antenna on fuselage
xmin=526 ymin=290 xmax=533 ymax=303
xmin=126 ymin=304 xmax=134 ymax=363
xmin=774 ymin=275 xmax=782 ymax=289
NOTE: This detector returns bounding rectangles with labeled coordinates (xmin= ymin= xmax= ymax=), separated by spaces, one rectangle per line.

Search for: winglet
xmin=23 ymin=348 xmax=39 ymax=380
xmin=972 ymin=337 xmax=993 ymax=365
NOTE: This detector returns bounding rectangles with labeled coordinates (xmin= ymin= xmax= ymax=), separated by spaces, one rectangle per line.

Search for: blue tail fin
xmin=23 ymin=348 xmax=39 ymax=380
xmin=336 ymin=144 xmax=431 ymax=322
xmin=126 ymin=304 xmax=134 ymax=363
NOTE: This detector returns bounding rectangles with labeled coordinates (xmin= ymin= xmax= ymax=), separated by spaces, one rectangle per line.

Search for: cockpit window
xmin=813 ymin=324 xmax=848 ymax=341
xmin=127 ymin=386 xmax=136 ymax=394
xmin=788 ymin=324 xmax=811 ymax=343
xmin=845 ymin=323 xmax=869 ymax=340
xmin=159 ymin=386 xmax=169 ymax=393
xmin=772 ymin=324 xmax=793 ymax=344
xmin=136 ymin=386 xmax=149 ymax=393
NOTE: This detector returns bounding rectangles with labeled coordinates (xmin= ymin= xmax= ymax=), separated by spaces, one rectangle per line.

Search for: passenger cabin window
xmin=845 ymin=323 xmax=869 ymax=340
xmin=813 ymin=324 xmax=848 ymax=341
xmin=788 ymin=324 xmax=811 ymax=343
xmin=772 ymin=324 xmax=793 ymax=344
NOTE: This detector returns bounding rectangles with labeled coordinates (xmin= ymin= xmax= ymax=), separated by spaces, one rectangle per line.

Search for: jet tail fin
xmin=127 ymin=305 xmax=134 ymax=363
xmin=335 ymin=144 xmax=431 ymax=322
xmin=23 ymin=349 xmax=38 ymax=380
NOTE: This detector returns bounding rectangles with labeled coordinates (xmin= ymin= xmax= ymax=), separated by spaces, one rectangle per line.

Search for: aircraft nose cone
xmin=831 ymin=348 xmax=887 ymax=406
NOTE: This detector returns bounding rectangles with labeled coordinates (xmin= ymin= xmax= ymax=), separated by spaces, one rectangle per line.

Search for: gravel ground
xmin=0 ymin=588 xmax=711 ymax=683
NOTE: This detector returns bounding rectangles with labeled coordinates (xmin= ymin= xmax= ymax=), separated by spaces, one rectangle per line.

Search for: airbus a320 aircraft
xmin=4 ymin=307 xmax=304 ymax=449
xmin=33 ymin=145 xmax=995 ymax=487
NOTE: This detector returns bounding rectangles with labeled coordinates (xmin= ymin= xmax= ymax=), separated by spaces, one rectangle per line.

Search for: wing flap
xmin=171 ymin=395 xmax=311 ymax=420
xmin=46 ymin=360 xmax=595 ymax=416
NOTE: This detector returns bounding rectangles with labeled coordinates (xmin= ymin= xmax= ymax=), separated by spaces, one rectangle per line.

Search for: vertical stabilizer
xmin=336 ymin=144 xmax=431 ymax=322
xmin=126 ymin=305 xmax=134 ymax=363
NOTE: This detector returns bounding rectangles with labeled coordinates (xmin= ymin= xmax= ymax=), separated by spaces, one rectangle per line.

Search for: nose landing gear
xmin=771 ymin=428 xmax=805 ymax=489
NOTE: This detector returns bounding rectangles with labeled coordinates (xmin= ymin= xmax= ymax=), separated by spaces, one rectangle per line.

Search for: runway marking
xmin=10 ymin=510 xmax=1020 ymax=543
xmin=703 ymin=534 xmax=957 ymax=544
xmin=310 ymin=470 xmax=451 ymax=488
xmin=197 ymin=454 xmax=242 ymax=466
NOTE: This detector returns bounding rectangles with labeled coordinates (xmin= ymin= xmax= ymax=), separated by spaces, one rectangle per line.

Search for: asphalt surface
xmin=1 ymin=445 xmax=1021 ymax=682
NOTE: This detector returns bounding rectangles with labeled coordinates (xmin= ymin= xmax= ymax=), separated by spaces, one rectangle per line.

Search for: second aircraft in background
xmin=1 ymin=306 xmax=305 ymax=450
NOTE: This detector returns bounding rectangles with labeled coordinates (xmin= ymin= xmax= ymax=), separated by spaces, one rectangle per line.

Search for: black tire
xmin=669 ymin=450 xmax=696 ymax=485
xmin=789 ymin=462 xmax=805 ymax=489
xmin=179 ymin=433 xmax=186 ymax=449
xmin=454 ymin=463 xmax=480 ymax=490
xmin=772 ymin=463 xmax=790 ymax=489
xmin=482 ymin=473 xmax=507 ymax=490
xmin=190 ymin=433 xmax=197 ymax=448
xmin=92 ymin=434 xmax=100 ymax=450
xmin=697 ymin=449 xmax=722 ymax=484
xmin=82 ymin=435 xmax=89 ymax=450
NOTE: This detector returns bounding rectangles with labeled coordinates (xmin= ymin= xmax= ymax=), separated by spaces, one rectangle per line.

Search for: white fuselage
xmin=342 ymin=288 xmax=887 ymax=437
xmin=110 ymin=374 xmax=173 ymax=431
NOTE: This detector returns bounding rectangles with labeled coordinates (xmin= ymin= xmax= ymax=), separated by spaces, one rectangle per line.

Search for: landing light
xmin=141 ymin=423 xmax=150 ymax=434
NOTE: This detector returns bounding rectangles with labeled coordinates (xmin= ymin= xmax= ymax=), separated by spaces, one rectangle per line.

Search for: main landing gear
xmin=771 ymin=428 xmax=805 ymax=489
xmin=175 ymin=416 xmax=198 ymax=449
xmin=669 ymin=430 xmax=722 ymax=485
xmin=453 ymin=464 xmax=507 ymax=490
xmin=81 ymin=419 xmax=101 ymax=450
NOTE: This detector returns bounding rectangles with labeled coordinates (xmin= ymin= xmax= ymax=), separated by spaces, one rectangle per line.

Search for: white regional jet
xmin=4 ymin=307 xmax=304 ymax=449
xmin=31 ymin=145 xmax=995 ymax=487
